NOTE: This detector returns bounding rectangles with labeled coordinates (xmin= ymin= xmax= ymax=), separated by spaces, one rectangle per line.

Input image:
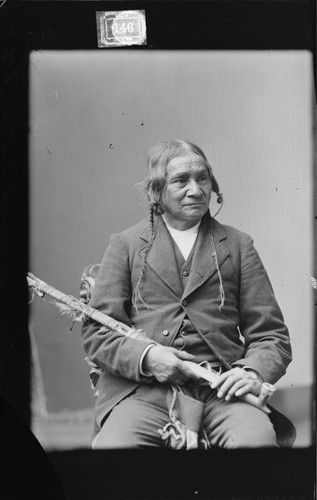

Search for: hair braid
xmin=209 ymin=220 xmax=225 ymax=311
xmin=132 ymin=206 xmax=158 ymax=313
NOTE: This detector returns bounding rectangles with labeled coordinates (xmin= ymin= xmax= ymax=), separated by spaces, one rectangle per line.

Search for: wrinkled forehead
xmin=166 ymin=153 xmax=209 ymax=177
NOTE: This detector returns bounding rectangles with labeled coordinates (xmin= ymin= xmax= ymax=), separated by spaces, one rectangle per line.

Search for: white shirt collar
xmin=161 ymin=215 xmax=201 ymax=236
xmin=161 ymin=215 xmax=201 ymax=260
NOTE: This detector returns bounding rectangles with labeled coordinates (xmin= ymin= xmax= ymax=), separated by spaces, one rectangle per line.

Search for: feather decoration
xmin=53 ymin=301 xmax=85 ymax=322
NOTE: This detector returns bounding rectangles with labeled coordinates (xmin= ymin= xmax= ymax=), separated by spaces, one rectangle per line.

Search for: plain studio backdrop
xmin=29 ymin=50 xmax=314 ymax=448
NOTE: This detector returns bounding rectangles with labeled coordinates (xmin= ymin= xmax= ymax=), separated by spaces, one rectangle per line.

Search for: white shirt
xmin=162 ymin=215 xmax=201 ymax=260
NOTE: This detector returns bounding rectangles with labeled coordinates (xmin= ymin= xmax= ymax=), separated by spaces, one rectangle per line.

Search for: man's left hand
xmin=210 ymin=367 xmax=263 ymax=401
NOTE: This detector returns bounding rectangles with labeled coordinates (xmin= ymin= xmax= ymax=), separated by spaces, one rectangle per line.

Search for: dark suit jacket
xmin=82 ymin=212 xmax=292 ymax=428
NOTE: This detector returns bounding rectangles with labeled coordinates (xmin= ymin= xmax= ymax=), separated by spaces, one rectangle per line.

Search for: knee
xmin=91 ymin=426 xmax=117 ymax=449
xmin=224 ymin=420 xmax=277 ymax=449
xmin=206 ymin=401 xmax=279 ymax=449
xmin=91 ymin=423 xmax=142 ymax=449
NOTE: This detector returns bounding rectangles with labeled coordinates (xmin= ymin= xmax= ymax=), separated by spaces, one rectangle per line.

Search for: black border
xmin=0 ymin=2 xmax=315 ymax=499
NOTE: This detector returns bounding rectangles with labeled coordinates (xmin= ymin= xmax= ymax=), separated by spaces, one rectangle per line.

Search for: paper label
xmin=96 ymin=10 xmax=147 ymax=48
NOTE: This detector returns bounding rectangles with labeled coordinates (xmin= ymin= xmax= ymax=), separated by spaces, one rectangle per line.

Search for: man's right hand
xmin=142 ymin=345 xmax=200 ymax=385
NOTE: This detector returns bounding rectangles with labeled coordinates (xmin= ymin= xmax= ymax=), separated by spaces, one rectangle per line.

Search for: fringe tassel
xmin=54 ymin=301 xmax=86 ymax=322
xmin=209 ymin=228 xmax=225 ymax=311
xmin=132 ymin=283 xmax=151 ymax=314
xmin=158 ymin=385 xmax=204 ymax=450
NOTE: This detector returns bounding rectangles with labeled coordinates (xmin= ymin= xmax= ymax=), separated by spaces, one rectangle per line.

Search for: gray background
xmin=29 ymin=51 xmax=314 ymax=446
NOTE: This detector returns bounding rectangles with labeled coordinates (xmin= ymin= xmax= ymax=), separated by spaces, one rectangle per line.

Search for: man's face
xmin=161 ymin=153 xmax=212 ymax=230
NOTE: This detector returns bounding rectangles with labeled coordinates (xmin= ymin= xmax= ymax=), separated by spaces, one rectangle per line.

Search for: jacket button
xmin=182 ymin=300 xmax=188 ymax=306
xmin=182 ymin=270 xmax=189 ymax=277
xmin=162 ymin=330 xmax=169 ymax=336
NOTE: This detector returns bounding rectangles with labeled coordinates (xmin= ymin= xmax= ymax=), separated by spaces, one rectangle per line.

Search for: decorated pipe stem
xmin=27 ymin=272 xmax=273 ymax=413
xmin=183 ymin=361 xmax=272 ymax=413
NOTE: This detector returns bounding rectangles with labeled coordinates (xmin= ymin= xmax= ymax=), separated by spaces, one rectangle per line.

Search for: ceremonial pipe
xmin=27 ymin=272 xmax=274 ymax=413
xmin=183 ymin=361 xmax=274 ymax=413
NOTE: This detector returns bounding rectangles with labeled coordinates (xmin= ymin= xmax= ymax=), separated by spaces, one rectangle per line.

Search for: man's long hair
xmin=132 ymin=140 xmax=224 ymax=312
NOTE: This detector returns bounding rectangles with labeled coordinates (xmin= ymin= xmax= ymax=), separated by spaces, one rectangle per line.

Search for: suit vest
xmin=168 ymin=231 xmax=220 ymax=366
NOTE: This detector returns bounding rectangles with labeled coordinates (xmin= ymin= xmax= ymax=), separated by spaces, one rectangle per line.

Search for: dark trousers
xmin=92 ymin=382 xmax=277 ymax=449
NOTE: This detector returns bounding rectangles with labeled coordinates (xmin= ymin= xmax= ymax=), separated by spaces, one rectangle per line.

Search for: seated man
xmin=81 ymin=140 xmax=292 ymax=449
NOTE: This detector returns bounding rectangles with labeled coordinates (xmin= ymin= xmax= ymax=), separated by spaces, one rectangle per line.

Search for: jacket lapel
xmin=139 ymin=216 xmax=183 ymax=297
xmin=182 ymin=215 xmax=229 ymax=300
